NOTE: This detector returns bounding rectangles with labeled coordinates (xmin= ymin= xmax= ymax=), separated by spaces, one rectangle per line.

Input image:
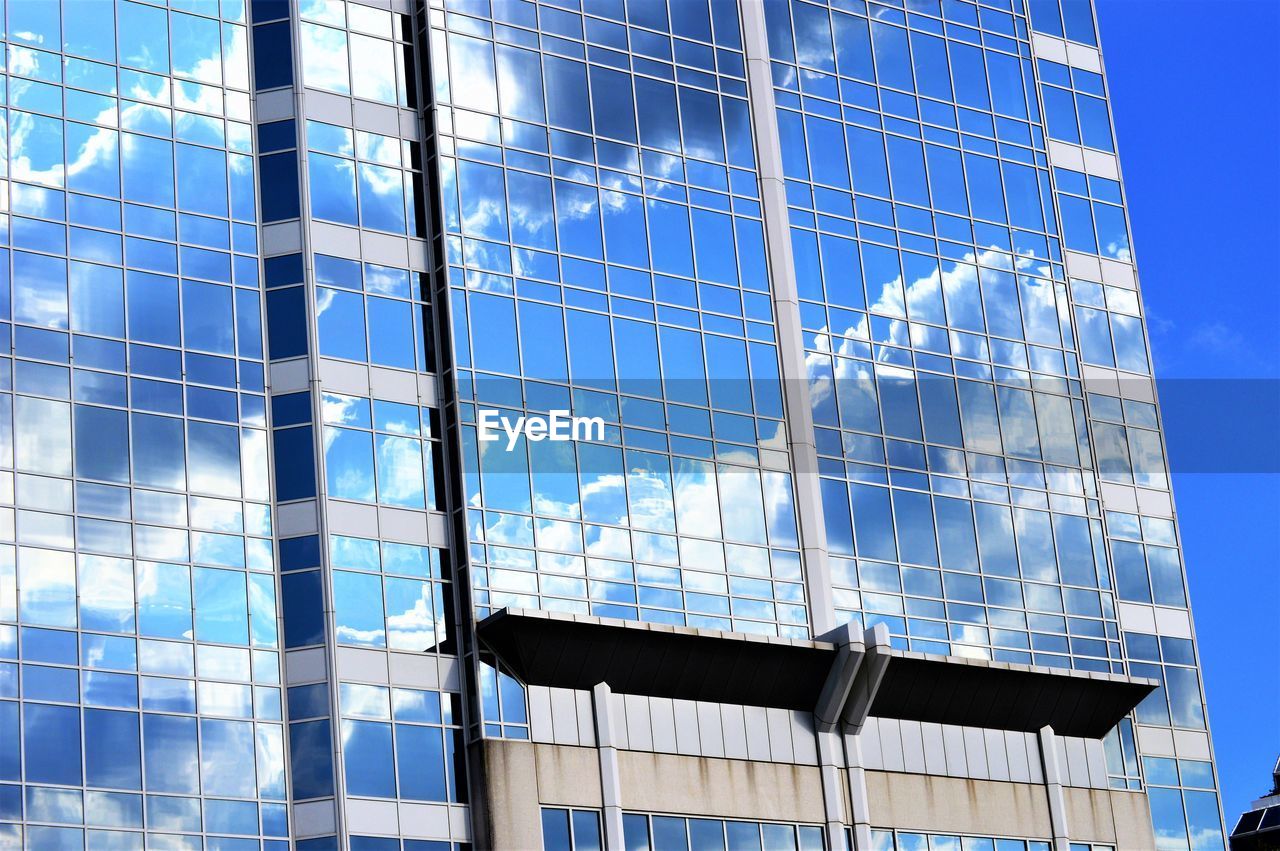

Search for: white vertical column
xmin=1038 ymin=725 xmax=1072 ymax=851
xmin=818 ymin=730 xmax=851 ymax=851
xmin=737 ymin=0 xmax=836 ymax=637
xmin=842 ymin=624 xmax=892 ymax=851
xmin=740 ymin=9 xmax=848 ymax=839
xmin=844 ymin=733 xmax=873 ymax=851
xmin=592 ymin=683 xmax=626 ymax=851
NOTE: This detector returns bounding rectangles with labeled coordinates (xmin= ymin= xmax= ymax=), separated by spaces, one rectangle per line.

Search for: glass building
xmin=0 ymin=0 xmax=1224 ymax=849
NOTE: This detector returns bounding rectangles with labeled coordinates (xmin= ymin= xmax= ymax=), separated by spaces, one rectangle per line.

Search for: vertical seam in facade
xmin=273 ymin=1 xmax=352 ymax=841
xmin=736 ymin=0 xmax=837 ymax=639
xmin=243 ymin=0 xmax=300 ymax=830
xmin=411 ymin=2 xmax=493 ymax=844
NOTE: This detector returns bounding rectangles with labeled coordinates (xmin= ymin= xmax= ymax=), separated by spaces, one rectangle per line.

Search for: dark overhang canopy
xmin=476 ymin=608 xmax=1156 ymax=738
xmin=867 ymin=650 xmax=1156 ymax=739
xmin=476 ymin=607 xmax=839 ymax=711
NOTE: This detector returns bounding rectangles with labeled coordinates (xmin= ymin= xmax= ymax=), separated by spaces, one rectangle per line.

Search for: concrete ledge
xmin=863 ymin=771 xmax=1154 ymax=849
xmin=864 ymin=771 xmax=1051 ymax=838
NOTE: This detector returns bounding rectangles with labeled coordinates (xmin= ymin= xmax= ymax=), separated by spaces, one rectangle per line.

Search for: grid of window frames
xmin=764 ymin=0 xmax=1127 ymax=677
xmin=1027 ymin=0 xmax=1222 ymax=845
xmin=1126 ymin=633 xmax=1206 ymax=733
xmin=1103 ymin=714 xmax=1142 ymax=791
xmin=1037 ymin=59 xmax=1112 ymax=153
xmin=1054 ymin=169 xmax=1129 ymax=262
xmin=277 ymin=425 xmax=458 ymax=806
xmin=313 ymin=254 xmax=437 ymax=373
xmin=281 ymin=0 xmax=478 ymax=838
xmin=541 ymin=807 xmax=603 ymax=851
xmin=1025 ymin=0 xmax=1098 ymax=48
xmin=306 ymin=120 xmax=428 ymax=240
xmin=1108 ymin=511 xmax=1184 ymax=609
xmin=868 ymin=831 xmax=1052 ymax=851
xmin=476 ymin=657 xmax=531 ymax=740
xmin=869 ymin=833 xmax=1122 ymax=851
xmin=321 ymin=395 xmax=445 ymax=513
xmin=1142 ymin=757 xmax=1226 ymax=851
xmin=622 ymin=812 xmax=825 ymax=851
xmin=338 ymin=683 xmax=466 ymax=805
xmin=869 ymin=830 xmax=1142 ymax=851
xmin=0 ymin=0 xmax=289 ymax=847
xmin=0 ymin=0 xmax=1225 ymax=849
xmin=1073 ymin=287 xmax=1149 ymax=378
xmin=329 ymin=535 xmax=453 ymax=653
xmin=298 ymin=0 xmax=419 ymax=109
xmin=424 ymin=0 xmax=813 ymax=638
xmin=286 ymin=679 xmax=336 ymax=804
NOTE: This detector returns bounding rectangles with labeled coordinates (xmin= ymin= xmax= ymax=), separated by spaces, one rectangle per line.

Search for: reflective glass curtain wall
xmin=420 ymin=0 xmax=821 ymax=742
xmin=256 ymin=0 xmax=472 ymax=847
xmin=0 ymin=0 xmax=288 ymax=847
xmin=427 ymin=0 xmax=814 ymax=640
xmin=760 ymin=0 xmax=1223 ymax=847
xmin=423 ymin=0 xmax=1223 ymax=848
xmin=0 ymin=0 xmax=1226 ymax=849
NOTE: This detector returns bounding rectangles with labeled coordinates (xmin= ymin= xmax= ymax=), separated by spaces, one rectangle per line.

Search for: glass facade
xmin=428 ymin=0 xmax=813 ymax=638
xmin=0 ymin=0 xmax=1224 ymax=849
xmin=0 ymin=0 xmax=287 ymax=847
xmin=870 ymin=832 xmax=1053 ymax=851
xmin=622 ymin=813 xmax=826 ymax=851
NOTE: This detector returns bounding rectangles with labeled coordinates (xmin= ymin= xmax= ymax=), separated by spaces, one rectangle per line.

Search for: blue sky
xmin=1096 ymin=0 xmax=1280 ymax=822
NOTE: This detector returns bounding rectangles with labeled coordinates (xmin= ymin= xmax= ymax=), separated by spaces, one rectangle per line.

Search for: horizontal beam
xmin=477 ymin=608 xmax=839 ymax=711
xmin=867 ymin=648 xmax=1156 ymax=738
xmin=477 ymin=609 xmax=1156 ymax=738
